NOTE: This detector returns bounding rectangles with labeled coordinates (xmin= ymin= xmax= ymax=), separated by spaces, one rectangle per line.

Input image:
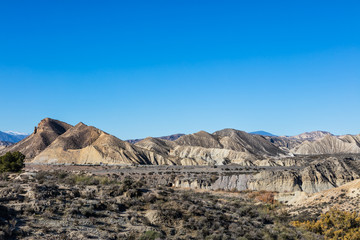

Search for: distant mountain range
xmin=1 ymin=119 xmax=359 ymax=165
xmin=249 ymin=131 xmax=277 ymax=137
xmin=0 ymin=131 xmax=28 ymax=143
xmin=127 ymin=131 xmax=278 ymax=143
xmin=126 ymin=134 xmax=185 ymax=144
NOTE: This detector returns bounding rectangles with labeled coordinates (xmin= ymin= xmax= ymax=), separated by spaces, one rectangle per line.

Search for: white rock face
xmin=293 ymin=135 xmax=360 ymax=155
xmin=173 ymin=156 xmax=360 ymax=194
xmin=211 ymin=175 xmax=253 ymax=191
xmin=170 ymin=145 xmax=256 ymax=165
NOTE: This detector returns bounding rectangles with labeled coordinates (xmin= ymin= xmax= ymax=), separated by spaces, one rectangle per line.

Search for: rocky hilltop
xmin=0 ymin=118 xmax=72 ymax=159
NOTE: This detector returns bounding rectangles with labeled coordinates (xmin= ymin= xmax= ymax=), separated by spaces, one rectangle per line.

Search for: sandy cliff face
xmin=248 ymin=157 xmax=359 ymax=193
xmin=174 ymin=156 xmax=360 ymax=193
xmin=284 ymin=178 xmax=360 ymax=213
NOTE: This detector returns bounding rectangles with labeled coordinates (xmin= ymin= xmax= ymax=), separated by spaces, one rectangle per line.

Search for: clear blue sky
xmin=0 ymin=1 xmax=359 ymax=139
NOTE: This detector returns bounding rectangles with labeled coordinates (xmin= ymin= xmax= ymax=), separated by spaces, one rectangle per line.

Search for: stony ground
xmin=0 ymin=170 xmax=320 ymax=240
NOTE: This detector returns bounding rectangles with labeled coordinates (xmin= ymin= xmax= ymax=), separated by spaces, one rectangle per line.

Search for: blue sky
xmin=0 ymin=1 xmax=359 ymax=139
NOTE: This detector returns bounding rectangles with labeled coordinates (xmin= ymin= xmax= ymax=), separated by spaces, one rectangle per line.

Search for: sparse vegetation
xmin=248 ymin=190 xmax=277 ymax=204
xmin=0 ymin=170 xmax=321 ymax=239
xmin=292 ymin=209 xmax=360 ymax=240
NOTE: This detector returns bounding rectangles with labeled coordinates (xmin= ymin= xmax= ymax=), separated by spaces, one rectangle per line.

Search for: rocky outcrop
xmin=249 ymin=157 xmax=359 ymax=193
xmin=211 ymin=175 xmax=253 ymax=191
xmin=0 ymin=118 xmax=72 ymax=159
xmin=174 ymin=175 xmax=254 ymax=191
xmin=173 ymin=156 xmax=360 ymax=193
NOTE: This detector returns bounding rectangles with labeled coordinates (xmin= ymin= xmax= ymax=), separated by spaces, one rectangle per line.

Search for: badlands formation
xmin=1 ymin=118 xmax=360 ymax=197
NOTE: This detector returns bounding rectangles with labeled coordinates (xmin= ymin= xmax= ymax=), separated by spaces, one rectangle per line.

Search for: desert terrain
xmin=1 ymin=118 xmax=360 ymax=239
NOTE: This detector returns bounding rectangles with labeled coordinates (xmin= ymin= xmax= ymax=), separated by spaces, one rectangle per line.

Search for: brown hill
xmin=175 ymin=131 xmax=223 ymax=149
xmin=263 ymin=136 xmax=302 ymax=151
xmin=135 ymin=129 xmax=284 ymax=165
xmin=0 ymin=118 xmax=72 ymax=159
xmin=213 ymin=128 xmax=285 ymax=156
xmin=32 ymin=122 xmax=178 ymax=165
xmin=293 ymin=135 xmax=360 ymax=155
xmin=135 ymin=137 xmax=176 ymax=155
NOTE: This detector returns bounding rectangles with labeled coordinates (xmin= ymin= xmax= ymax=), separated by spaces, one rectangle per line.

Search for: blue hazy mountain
xmin=249 ymin=131 xmax=277 ymax=137
xmin=0 ymin=131 xmax=29 ymax=143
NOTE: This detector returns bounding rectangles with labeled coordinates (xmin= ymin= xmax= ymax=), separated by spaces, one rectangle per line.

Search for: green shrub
xmin=66 ymin=174 xmax=120 ymax=185
xmin=0 ymin=152 xmax=25 ymax=173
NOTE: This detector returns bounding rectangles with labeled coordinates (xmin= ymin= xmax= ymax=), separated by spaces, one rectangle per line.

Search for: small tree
xmin=0 ymin=151 xmax=25 ymax=173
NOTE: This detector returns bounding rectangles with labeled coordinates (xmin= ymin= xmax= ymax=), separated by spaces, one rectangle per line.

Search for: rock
xmin=211 ymin=175 xmax=252 ymax=191
xmin=145 ymin=210 xmax=161 ymax=225
xmin=15 ymin=172 xmax=36 ymax=181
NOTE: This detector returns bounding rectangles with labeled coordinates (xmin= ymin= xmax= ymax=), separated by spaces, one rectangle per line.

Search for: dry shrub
xmin=248 ymin=190 xmax=276 ymax=204
xmin=291 ymin=208 xmax=360 ymax=240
